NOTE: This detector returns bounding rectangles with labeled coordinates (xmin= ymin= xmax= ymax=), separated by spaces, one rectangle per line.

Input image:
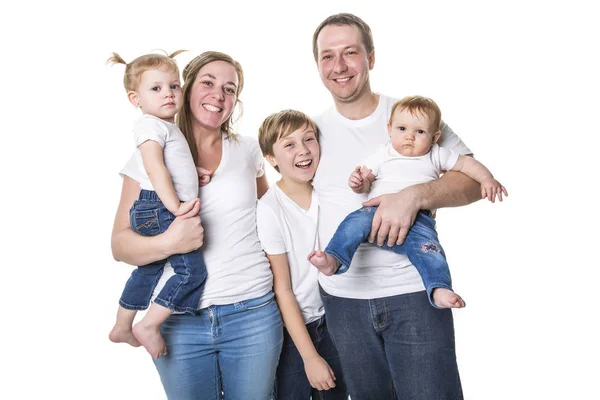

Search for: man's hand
xmin=362 ymin=186 xmax=421 ymax=247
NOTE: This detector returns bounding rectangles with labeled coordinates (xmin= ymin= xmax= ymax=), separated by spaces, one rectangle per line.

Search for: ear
xmin=128 ymin=91 xmax=140 ymax=108
xmin=265 ymin=154 xmax=278 ymax=168
xmin=387 ymin=123 xmax=392 ymax=137
xmin=368 ymin=50 xmax=375 ymax=70
xmin=432 ymin=130 xmax=441 ymax=145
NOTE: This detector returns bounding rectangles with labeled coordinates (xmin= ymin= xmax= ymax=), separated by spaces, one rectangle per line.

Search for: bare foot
xmin=307 ymin=251 xmax=340 ymax=276
xmin=109 ymin=325 xmax=141 ymax=347
xmin=432 ymin=288 xmax=466 ymax=309
xmin=132 ymin=322 xmax=167 ymax=359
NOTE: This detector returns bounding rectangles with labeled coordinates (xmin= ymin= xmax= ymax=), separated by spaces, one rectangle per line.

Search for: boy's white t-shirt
xmin=257 ymin=185 xmax=324 ymax=324
xmin=132 ymin=114 xmax=199 ymax=201
xmin=121 ymin=134 xmax=273 ymax=308
xmin=364 ymin=143 xmax=460 ymax=200
xmin=312 ymin=94 xmax=471 ymax=299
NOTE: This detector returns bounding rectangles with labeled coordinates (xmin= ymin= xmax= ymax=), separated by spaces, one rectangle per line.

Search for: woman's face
xmin=188 ymin=60 xmax=239 ymax=132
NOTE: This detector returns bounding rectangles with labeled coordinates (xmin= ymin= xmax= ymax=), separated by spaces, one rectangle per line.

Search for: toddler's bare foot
xmin=307 ymin=251 xmax=340 ymax=276
xmin=432 ymin=288 xmax=466 ymax=309
xmin=132 ymin=322 xmax=167 ymax=359
xmin=109 ymin=325 xmax=141 ymax=347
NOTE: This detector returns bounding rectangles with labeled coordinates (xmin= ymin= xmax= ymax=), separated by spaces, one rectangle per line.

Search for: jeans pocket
xmin=132 ymin=209 xmax=160 ymax=236
xmin=238 ymin=293 xmax=275 ymax=311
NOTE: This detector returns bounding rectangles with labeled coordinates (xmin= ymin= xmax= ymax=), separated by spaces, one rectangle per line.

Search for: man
xmin=311 ymin=13 xmax=480 ymax=399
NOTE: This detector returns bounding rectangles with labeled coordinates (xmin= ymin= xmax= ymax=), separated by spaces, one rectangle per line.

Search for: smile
xmin=203 ymin=104 xmax=222 ymax=113
xmin=295 ymin=160 xmax=312 ymax=167
xmin=334 ymin=77 xmax=351 ymax=83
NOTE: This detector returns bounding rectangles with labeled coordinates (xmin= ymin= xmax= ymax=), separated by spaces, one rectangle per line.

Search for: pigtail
xmin=168 ymin=49 xmax=187 ymax=59
xmin=107 ymin=52 xmax=127 ymax=66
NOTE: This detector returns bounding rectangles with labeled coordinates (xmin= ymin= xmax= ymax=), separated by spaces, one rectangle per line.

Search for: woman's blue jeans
xmin=153 ymin=291 xmax=283 ymax=400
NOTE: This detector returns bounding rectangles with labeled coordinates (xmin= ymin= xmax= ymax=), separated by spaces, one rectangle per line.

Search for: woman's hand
xmin=163 ymin=201 xmax=204 ymax=254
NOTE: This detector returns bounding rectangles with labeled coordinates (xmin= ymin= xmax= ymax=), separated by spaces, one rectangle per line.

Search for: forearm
xmin=415 ymin=170 xmax=481 ymax=210
xmin=275 ymin=289 xmax=319 ymax=361
xmin=111 ymin=226 xmax=171 ymax=266
xmin=454 ymin=155 xmax=494 ymax=184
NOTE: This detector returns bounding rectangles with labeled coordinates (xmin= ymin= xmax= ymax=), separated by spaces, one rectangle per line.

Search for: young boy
xmin=256 ymin=110 xmax=346 ymax=399
xmin=107 ymin=51 xmax=207 ymax=359
xmin=308 ymin=95 xmax=507 ymax=309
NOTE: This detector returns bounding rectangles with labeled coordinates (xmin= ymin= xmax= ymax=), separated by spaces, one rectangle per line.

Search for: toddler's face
xmin=387 ymin=108 xmax=440 ymax=157
xmin=131 ymin=67 xmax=182 ymax=123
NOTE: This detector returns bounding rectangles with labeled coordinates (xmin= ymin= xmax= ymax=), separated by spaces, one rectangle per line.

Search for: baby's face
xmin=387 ymin=108 xmax=439 ymax=157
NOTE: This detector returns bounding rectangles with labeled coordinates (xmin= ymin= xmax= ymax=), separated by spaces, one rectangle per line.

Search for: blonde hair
xmin=389 ymin=96 xmax=442 ymax=132
xmin=107 ymin=50 xmax=186 ymax=92
xmin=177 ymin=51 xmax=244 ymax=165
xmin=258 ymin=109 xmax=319 ymax=173
xmin=312 ymin=13 xmax=374 ymax=62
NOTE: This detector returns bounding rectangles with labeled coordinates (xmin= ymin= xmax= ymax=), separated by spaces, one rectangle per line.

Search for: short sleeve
xmin=431 ymin=144 xmax=460 ymax=172
xmin=133 ymin=115 xmax=169 ymax=148
xmin=256 ymin=201 xmax=287 ymax=255
xmin=249 ymin=137 xmax=266 ymax=178
xmin=437 ymin=120 xmax=472 ymax=156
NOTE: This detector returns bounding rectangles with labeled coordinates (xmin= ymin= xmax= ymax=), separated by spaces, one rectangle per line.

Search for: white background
xmin=2 ymin=0 xmax=598 ymax=398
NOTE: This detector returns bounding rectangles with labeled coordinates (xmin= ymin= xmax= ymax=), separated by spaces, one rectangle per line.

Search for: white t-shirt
xmin=364 ymin=143 xmax=460 ymax=200
xmin=121 ymin=134 xmax=273 ymax=308
xmin=257 ymin=185 xmax=324 ymax=324
xmin=312 ymin=94 xmax=471 ymax=299
xmin=132 ymin=115 xmax=199 ymax=201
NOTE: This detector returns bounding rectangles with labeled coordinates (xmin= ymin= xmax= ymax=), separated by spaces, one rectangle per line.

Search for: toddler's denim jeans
xmin=325 ymin=206 xmax=452 ymax=308
xmin=119 ymin=189 xmax=207 ymax=315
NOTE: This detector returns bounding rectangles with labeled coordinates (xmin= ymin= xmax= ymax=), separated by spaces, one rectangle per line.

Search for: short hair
xmin=107 ymin=50 xmax=186 ymax=92
xmin=258 ymin=109 xmax=319 ymax=172
xmin=389 ymin=96 xmax=442 ymax=132
xmin=312 ymin=13 xmax=374 ymax=62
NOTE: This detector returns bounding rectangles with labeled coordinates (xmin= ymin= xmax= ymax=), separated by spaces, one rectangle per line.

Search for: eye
xmin=398 ymin=126 xmax=405 ymax=131
xmin=305 ymin=137 xmax=315 ymax=142
xmin=224 ymin=87 xmax=236 ymax=94
xmin=346 ymin=50 xmax=358 ymax=56
xmin=202 ymin=81 xmax=213 ymax=87
xmin=417 ymin=129 xmax=426 ymax=134
xmin=170 ymin=84 xmax=181 ymax=90
xmin=151 ymin=86 xmax=160 ymax=91
xmin=321 ymin=54 xmax=332 ymax=61
xmin=284 ymin=143 xmax=293 ymax=148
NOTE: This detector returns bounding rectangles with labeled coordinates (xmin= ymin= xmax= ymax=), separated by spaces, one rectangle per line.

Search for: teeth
xmin=335 ymin=77 xmax=350 ymax=83
xmin=203 ymin=104 xmax=221 ymax=112
xmin=296 ymin=160 xmax=312 ymax=167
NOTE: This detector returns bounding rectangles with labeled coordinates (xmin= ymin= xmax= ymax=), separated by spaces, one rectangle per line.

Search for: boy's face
xmin=388 ymin=108 xmax=441 ymax=157
xmin=267 ymin=126 xmax=320 ymax=184
xmin=128 ymin=67 xmax=182 ymax=123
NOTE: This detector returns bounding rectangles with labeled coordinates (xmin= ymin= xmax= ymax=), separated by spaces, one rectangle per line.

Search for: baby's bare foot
xmin=132 ymin=322 xmax=167 ymax=359
xmin=109 ymin=325 xmax=141 ymax=347
xmin=308 ymin=251 xmax=340 ymax=276
xmin=432 ymin=288 xmax=466 ymax=309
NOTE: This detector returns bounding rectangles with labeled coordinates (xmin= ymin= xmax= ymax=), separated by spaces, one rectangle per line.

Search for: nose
xmin=333 ymin=56 xmax=347 ymax=74
xmin=211 ymin=87 xmax=225 ymax=102
xmin=165 ymin=88 xmax=174 ymax=98
xmin=405 ymin=131 xmax=415 ymax=140
xmin=299 ymin=142 xmax=311 ymax=155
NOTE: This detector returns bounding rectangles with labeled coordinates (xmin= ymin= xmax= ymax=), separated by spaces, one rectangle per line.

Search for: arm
xmin=363 ymin=165 xmax=481 ymax=247
xmin=452 ymin=155 xmax=508 ymax=202
xmin=257 ymin=174 xmax=269 ymax=199
xmin=111 ymin=175 xmax=203 ymax=265
xmin=139 ymin=141 xmax=197 ymax=215
xmin=267 ymin=253 xmax=336 ymax=390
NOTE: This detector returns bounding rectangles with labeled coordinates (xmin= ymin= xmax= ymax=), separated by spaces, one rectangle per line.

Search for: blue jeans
xmin=320 ymin=287 xmax=463 ymax=400
xmin=119 ymin=190 xmax=207 ymax=314
xmin=154 ymin=291 xmax=284 ymax=400
xmin=275 ymin=315 xmax=347 ymax=400
xmin=325 ymin=207 xmax=452 ymax=308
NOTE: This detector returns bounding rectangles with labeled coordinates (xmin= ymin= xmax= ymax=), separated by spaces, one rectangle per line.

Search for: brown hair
xmin=177 ymin=51 xmax=244 ymax=165
xmin=107 ymin=50 xmax=186 ymax=92
xmin=312 ymin=13 xmax=374 ymax=62
xmin=389 ymin=96 xmax=442 ymax=132
xmin=258 ymin=109 xmax=319 ymax=172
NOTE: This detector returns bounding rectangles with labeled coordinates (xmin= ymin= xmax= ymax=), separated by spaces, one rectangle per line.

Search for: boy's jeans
xmin=324 ymin=206 xmax=452 ymax=308
xmin=119 ymin=190 xmax=207 ymax=315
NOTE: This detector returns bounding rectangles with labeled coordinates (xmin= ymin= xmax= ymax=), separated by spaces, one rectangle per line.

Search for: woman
xmin=111 ymin=51 xmax=283 ymax=399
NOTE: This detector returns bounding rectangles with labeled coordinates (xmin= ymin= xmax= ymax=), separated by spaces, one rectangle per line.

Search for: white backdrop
xmin=2 ymin=0 xmax=598 ymax=399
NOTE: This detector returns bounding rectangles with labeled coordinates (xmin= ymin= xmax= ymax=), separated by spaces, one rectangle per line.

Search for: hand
xmin=174 ymin=198 xmax=200 ymax=216
xmin=197 ymin=167 xmax=213 ymax=187
xmin=348 ymin=166 xmax=372 ymax=193
xmin=362 ymin=186 xmax=420 ymax=246
xmin=304 ymin=355 xmax=336 ymax=391
xmin=480 ymin=178 xmax=508 ymax=203
xmin=163 ymin=201 xmax=204 ymax=254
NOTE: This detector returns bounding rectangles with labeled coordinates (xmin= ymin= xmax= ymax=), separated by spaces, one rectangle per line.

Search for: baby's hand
xmin=480 ymin=179 xmax=508 ymax=203
xmin=175 ymin=198 xmax=200 ymax=216
xmin=196 ymin=167 xmax=213 ymax=187
xmin=348 ymin=166 xmax=372 ymax=193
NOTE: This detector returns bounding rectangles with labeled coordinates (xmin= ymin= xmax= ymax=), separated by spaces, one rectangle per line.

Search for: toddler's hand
xmin=175 ymin=198 xmax=200 ymax=216
xmin=196 ymin=167 xmax=213 ymax=187
xmin=480 ymin=179 xmax=508 ymax=203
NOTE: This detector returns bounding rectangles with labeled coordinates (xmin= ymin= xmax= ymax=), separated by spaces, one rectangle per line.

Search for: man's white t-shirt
xmin=364 ymin=143 xmax=460 ymax=200
xmin=121 ymin=134 xmax=273 ymax=308
xmin=132 ymin=115 xmax=199 ymax=201
xmin=257 ymin=185 xmax=324 ymax=324
xmin=312 ymin=94 xmax=471 ymax=299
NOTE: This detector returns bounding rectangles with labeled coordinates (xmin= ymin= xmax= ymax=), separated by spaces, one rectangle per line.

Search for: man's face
xmin=316 ymin=24 xmax=374 ymax=105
